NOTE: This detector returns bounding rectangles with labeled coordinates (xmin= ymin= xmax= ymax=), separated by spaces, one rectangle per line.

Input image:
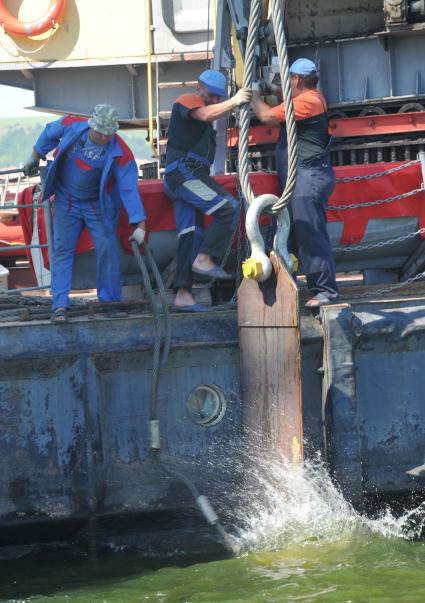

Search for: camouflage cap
xmin=88 ymin=104 xmax=119 ymax=136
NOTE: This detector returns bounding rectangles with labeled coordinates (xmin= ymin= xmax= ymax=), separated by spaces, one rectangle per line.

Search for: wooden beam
xmin=238 ymin=252 xmax=303 ymax=462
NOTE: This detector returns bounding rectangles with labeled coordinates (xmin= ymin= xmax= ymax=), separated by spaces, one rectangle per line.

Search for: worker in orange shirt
xmin=252 ymin=59 xmax=339 ymax=307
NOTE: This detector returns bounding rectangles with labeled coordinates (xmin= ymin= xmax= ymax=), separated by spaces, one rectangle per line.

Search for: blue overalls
xmin=51 ymin=132 xmax=121 ymax=309
xmin=276 ymin=123 xmax=339 ymax=301
xmin=34 ymin=117 xmax=146 ymax=310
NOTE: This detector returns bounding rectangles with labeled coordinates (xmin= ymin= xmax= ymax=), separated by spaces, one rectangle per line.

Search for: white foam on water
xmin=224 ymin=450 xmax=425 ymax=553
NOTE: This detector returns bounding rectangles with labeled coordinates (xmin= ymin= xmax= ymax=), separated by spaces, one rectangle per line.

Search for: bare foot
xmin=174 ymin=288 xmax=197 ymax=307
xmin=305 ymin=293 xmax=336 ymax=308
xmin=192 ymin=253 xmax=217 ymax=272
xmin=305 ymin=298 xmax=321 ymax=308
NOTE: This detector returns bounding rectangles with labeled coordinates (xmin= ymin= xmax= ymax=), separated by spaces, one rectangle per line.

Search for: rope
xmin=237 ymin=0 xmax=298 ymax=211
xmin=238 ymin=0 xmax=262 ymax=206
xmin=269 ymin=0 xmax=297 ymax=213
xmin=0 ymin=23 xmax=56 ymax=56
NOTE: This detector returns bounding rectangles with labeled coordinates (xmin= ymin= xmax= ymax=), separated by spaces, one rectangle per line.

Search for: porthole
xmin=186 ymin=384 xmax=227 ymax=427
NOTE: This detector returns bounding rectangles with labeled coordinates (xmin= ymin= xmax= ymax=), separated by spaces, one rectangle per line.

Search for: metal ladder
xmin=154 ymin=66 xmax=197 ymax=178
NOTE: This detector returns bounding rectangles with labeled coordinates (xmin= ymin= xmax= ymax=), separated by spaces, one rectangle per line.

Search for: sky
xmin=0 ymin=84 xmax=51 ymax=118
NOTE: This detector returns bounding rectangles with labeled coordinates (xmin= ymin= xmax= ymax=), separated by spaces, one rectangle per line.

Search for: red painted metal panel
xmin=328 ymin=162 xmax=425 ymax=245
xmin=227 ymin=112 xmax=425 ymax=147
xmin=11 ymin=161 xmax=425 ymax=268
xmin=329 ymin=112 xmax=425 ymax=138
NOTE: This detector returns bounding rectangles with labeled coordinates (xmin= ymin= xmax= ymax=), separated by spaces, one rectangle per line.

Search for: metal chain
xmin=270 ymin=0 xmax=298 ymax=213
xmin=335 ymin=159 xmax=420 ymax=183
xmin=328 ymin=186 xmax=423 ymax=211
xmin=219 ymin=220 xmax=238 ymax=270
xmin=333 ymin=227 xmax=425 ymax=253
xmin=341 ymin=270 xmax=425 ymax=300
xmin=209 ymin=180 xmax=245 ymax=294
xmin=231 ymin=179 xmax=251 ymax=302
xmin=235 ymin=177 xmax=248 ymax=288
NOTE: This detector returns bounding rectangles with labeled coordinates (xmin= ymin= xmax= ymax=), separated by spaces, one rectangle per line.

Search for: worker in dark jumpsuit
xmin=252 ymin=58 xmax=339 ymax=307
xmin=164 ymin=70 xmax=251 ymax=311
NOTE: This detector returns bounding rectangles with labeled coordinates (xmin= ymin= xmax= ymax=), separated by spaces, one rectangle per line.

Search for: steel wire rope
xmin=269 ymin=0 xmax=297 ymax=212
xmin=238 ymin=0 xmax=262 ymax=207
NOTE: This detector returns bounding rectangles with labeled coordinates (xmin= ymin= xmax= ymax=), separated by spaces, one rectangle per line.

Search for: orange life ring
xmin=0 ymin=0 xmax=66 ymax=36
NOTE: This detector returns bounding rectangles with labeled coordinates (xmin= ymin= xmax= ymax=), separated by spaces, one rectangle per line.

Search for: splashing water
xmin=205 ymin=444 xmax=425 ymax=554
xmin=2 ymin=445 xmax=425 ymax=602
xmin=235 ymin=455 xmax=361 ymax=552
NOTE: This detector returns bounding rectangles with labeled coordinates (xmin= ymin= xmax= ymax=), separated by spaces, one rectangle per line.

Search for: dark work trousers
xmin=164 ymin=159 xmax=240 ymax=292
xmin=277 ymin=146 xmax=339 ymax=301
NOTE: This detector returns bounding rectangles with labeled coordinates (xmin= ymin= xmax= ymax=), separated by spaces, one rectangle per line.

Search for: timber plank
xmin=238 ymin=252 xmax=303 ymax=461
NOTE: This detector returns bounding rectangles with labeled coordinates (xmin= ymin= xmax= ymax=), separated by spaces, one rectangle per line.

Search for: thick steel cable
xmin=269 ymin=0 xmax=298 ymax=212
xmin=238 ymin=0 xmax=262 ymax=206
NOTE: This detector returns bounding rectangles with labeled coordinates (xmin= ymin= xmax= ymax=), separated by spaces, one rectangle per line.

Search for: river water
xmin=1 ymin=457 xmax=425 ymax=602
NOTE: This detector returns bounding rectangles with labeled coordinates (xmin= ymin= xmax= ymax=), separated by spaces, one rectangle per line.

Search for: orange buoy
xmin=0 ymin=0 xmax=66 ymax=36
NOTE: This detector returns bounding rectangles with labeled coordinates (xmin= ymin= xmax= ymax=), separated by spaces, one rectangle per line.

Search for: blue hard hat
xmin=289 ymin=58 xmax=318 ymax=76
xmin=198 ymin=69 xmax=227 ymax=97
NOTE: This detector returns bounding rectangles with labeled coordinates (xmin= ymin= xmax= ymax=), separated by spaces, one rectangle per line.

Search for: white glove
xmin=231 ymin=87 xmax=252 ymax=108
xmin=129 ymin=226 xmax=145 ymax=246
xmin=23 ymin=155 xmax=40 ymax=177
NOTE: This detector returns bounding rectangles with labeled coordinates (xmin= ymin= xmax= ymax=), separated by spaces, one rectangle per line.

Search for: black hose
xmin=131 ymin=240 xmax=162 ymax=421
xmin=131 ymin=241 xmax=238 ymax=553
xmin=143 ymin=243 xmax=171 ymax=366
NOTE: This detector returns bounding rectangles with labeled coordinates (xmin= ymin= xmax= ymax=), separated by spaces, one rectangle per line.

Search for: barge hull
xmin=1 ymin=298 xmax=424 ymax=534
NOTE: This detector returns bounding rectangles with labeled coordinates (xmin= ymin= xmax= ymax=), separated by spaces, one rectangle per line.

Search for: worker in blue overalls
xmin=164 ymin=70 xmax=251 ymax=311
xmin=23 ymin=104 xmax=146 ymax=323
xmin=252 ymin=58 xmax=339 ymax=307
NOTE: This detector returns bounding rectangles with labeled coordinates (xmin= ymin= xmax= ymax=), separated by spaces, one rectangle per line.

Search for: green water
xmin=1 ymin=461 xmax=424 ymax=602
xmin=1 ymin=534 xmax=425 ymax=602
